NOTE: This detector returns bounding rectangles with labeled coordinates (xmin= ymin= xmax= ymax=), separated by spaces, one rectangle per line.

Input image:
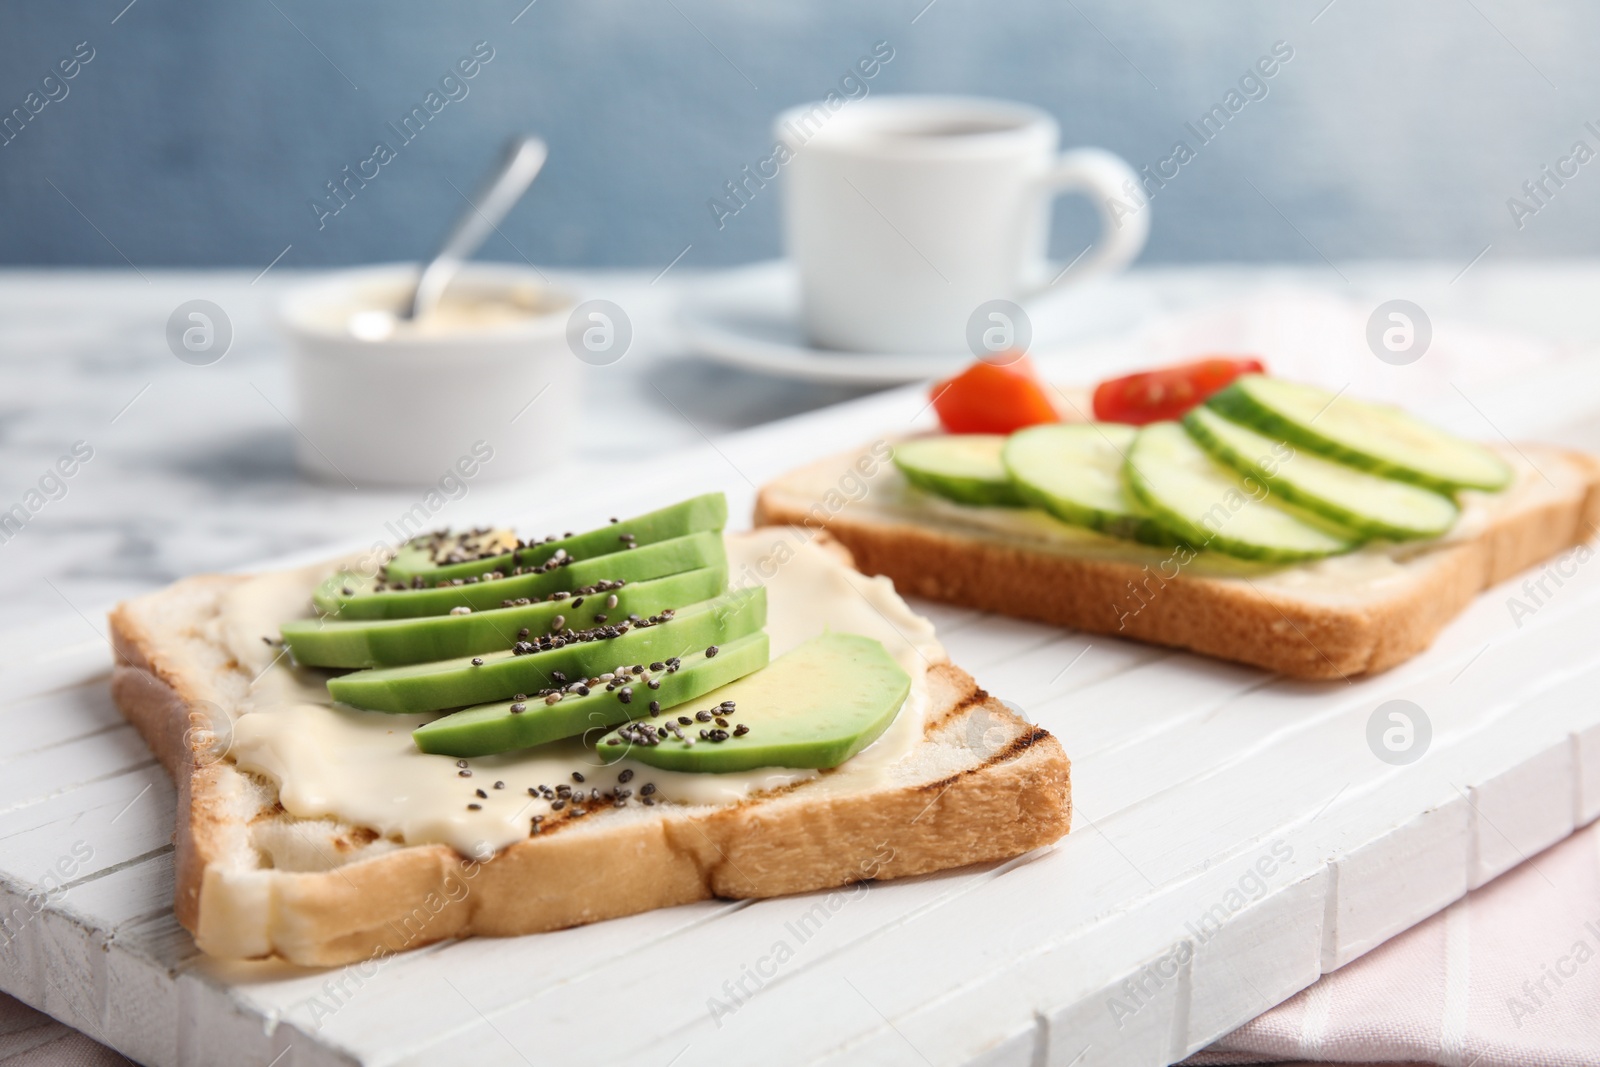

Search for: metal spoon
xmin=403 ymin=134 xmax=548 ymax=321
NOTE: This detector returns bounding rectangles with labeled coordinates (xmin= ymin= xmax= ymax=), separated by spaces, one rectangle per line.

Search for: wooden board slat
xmin=0 ymin=665 xmax=118 ymax=739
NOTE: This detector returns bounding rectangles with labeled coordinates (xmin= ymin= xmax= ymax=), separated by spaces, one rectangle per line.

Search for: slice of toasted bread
xmin=755 ymin=442 xmax=1600 ymax=680
xmin=108 ymin=535 xmax=1071 ymax=968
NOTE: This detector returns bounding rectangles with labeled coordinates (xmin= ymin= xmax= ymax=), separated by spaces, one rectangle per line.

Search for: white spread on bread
xmin=800 ymin=445 xmax=1580 ymax=601
xmin=212 ymin=529 xmax=943 ymax=863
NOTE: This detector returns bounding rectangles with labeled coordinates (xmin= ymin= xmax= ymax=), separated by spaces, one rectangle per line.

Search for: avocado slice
xmin=314 ymin=531 xmax=725 ymax=620
xmin=412 ymin=632 xmax=770 ymax=757
xmin=327 ymin=586 xmax=766 ymax=713
xmin=281 ymin=565 xmax=727 ymax=669
xmin=383 ymin=527 xmax=520 ymax=582
xmin=593 ymin=632 xmax=911 ymax=772
xmin=383 ymin=493 xmax=728 ymax=585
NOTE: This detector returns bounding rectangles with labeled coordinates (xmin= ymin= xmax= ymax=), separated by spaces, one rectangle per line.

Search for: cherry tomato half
xmin=1092 ymin=357 xmax=1267 ymax=425
xmin=931 ymin=355 xmax=1060 ymax=435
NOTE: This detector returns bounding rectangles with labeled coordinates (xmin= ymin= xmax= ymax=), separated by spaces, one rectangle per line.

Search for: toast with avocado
xmin=755 ymin=372 xmax=1600 ymax=679
xmin=107 ymin=495 xmax=1071 ymax=967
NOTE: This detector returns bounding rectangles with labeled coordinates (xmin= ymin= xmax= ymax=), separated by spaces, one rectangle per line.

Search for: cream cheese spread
xmin=214 ymin=528 xmax=944 ymax=861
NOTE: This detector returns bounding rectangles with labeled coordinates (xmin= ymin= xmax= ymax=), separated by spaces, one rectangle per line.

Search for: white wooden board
xmin=5 ymin=368 xmax=1600 ymax=1067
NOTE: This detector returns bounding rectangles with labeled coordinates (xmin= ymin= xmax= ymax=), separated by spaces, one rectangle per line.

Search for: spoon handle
xmin=408 ymin=135 xmax=548 ymax=320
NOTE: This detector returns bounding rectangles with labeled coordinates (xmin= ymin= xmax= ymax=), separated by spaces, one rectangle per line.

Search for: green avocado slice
xmin=594 ymin=632 xmax=910 ymax=772
xmin=314 ymin=531 xmax=725 ymax=620
xmin=384 ymin=493 xmax=728 ymax=585
xmin=383 ymin=528 xmax=519 ymax=582
xmin=327 ymin=586 xmax=766 ymax=713
xmin=412 ymin=632 xmax=770 ymax=757
xmin=282 ymin=565 xmax=727 ymax=669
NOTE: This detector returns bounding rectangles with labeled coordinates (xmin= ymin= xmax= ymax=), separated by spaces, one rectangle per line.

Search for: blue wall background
xmin=2 ymin=0 xmax=1597 ymax=270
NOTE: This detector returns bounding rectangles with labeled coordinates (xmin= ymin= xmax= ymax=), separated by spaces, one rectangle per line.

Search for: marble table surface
xmin=6 ymin=259 xmax=1600 ymax=645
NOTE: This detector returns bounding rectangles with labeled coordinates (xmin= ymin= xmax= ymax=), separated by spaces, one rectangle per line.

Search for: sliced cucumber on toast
xmin=892 ymin=373 xmax=1506 ymax=561
xmin=1002 ymin=423 xmax=1176 ymax=545
xmin=1207 ymin=375 xmax=1512 ymax=493
xmin=893 ymin=435 xmax=1023 ymax=507
xmin=1184 ymin=405 xmax=1460 ymax=541
xmin=1126 ymin=422 xmax=1355 ymax=561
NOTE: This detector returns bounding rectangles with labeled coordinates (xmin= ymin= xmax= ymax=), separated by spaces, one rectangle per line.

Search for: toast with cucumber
xmin=108 ymin=493 xmax=1071 ymax=966
xmin=756 ymin=360 xmax=1600 ymax=679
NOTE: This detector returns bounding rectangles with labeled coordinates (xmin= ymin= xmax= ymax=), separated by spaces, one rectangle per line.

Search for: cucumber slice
xmin=1184 ymin=406 xmax=1459 ymax=541
xmin=893 ymin=436 xmax=1023 ymax=507
xmin=1125 ymin=422 xmax=1354 ymax=562
xmin=1208 ymin=376 xmax=1512 ymax=493
xmin=1002 ymin=423 xmax=1177 ymax=545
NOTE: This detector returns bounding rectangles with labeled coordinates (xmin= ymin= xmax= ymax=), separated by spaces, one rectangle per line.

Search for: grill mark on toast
xmin=1002 ymin=726 xmax=1051 ymax=759
xmin=917 ymin=722 xmax=1057 ymax=798
xmin=924 ymin=683 xmax=985 ymax=734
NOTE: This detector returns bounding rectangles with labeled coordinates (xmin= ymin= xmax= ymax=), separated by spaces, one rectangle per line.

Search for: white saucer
xmin=676 ymin=260 xmax=1158 ymax=386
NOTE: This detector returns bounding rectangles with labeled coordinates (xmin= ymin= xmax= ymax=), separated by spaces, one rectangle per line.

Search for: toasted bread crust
xmin=109 ymin=568 xmax=1071 ymax=967
xmin=755 ymin=446 xmax=1600 ymax=680
xmin=110 ymin=591 xmax=236 ymax=935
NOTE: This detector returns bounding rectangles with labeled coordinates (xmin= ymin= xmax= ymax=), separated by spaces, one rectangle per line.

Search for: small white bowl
xmin=278 ymin=263 xmax=578 ymax=486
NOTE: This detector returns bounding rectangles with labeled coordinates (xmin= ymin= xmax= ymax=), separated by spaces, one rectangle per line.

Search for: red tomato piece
xmin=931 ymin=356 xmax=1060 ymax=435
xmin=1092 ymin=357 xmax=1267 ymax=425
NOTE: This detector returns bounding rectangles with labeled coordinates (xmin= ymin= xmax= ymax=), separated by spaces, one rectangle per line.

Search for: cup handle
xmin=1026 ymin=147 xmax=1149 ymax=295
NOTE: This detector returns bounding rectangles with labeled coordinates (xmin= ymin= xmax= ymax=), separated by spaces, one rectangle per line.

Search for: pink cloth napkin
xmin=1186 ymin=820 xmax=1600 ymax=1066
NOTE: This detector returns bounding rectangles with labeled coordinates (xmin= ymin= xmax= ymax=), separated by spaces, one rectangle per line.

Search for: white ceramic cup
xmin=278 ymin=264 xmax=578 ymax=487
xmin=776 ymin=95 xmax=1149 ymax=354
